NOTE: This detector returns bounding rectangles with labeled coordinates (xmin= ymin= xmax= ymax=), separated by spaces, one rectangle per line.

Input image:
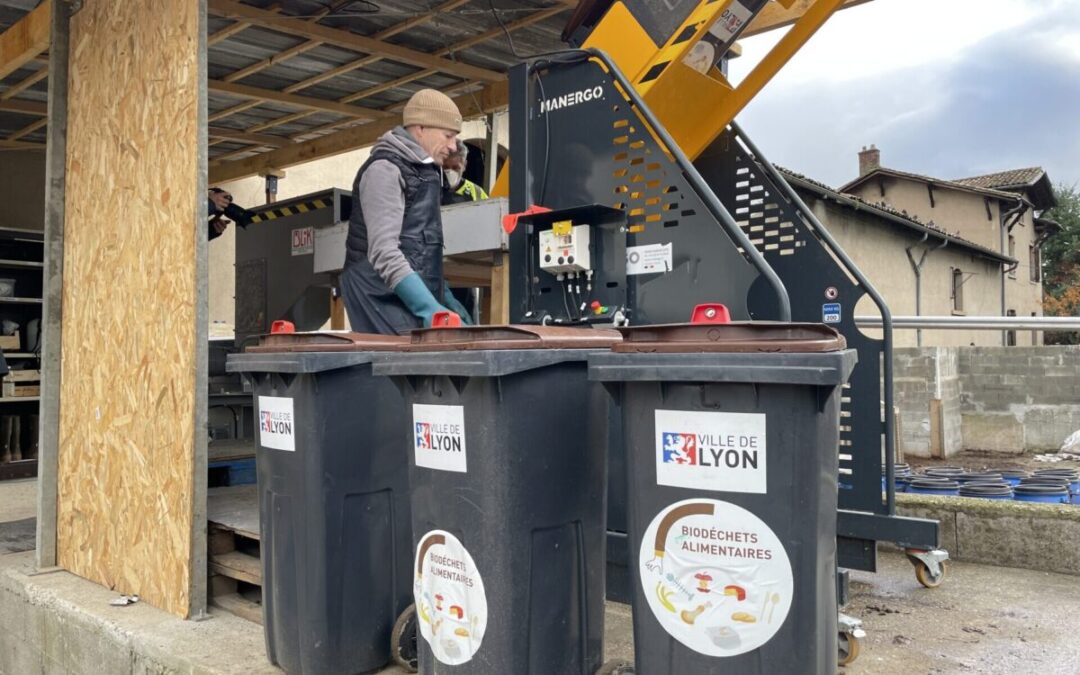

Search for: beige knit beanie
xmin=403 ymin=89 xmax=462 ymax=132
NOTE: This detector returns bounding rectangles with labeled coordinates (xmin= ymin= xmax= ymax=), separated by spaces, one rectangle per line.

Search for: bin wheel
xmin=391 ymin=604 xmax=419 ymax=672
xmin=915 ymin=560 xmax=947 ymax=588
xmin=838 ymin=631 xmax=861 ymax=667
xmin=595 ymin=659 xmax=635 ymax=675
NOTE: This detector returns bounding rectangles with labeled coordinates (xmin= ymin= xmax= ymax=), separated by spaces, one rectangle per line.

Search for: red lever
xmin=502 ymin=205 xmax=552 ymax=234
xmin=431 ymin=311 xmax=462 ymax=328
xmin=271 ymin=320 xmax=296 ymax=334
xmin=690 ymin=304 xmax=731 ymax=324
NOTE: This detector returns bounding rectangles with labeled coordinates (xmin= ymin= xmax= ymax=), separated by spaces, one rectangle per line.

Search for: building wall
xmin=0 ymin=150 xmax=46 ymax=231
xmin=847 ymin=176 xmax=1045 ymax=344
xmin=893 ymin=346 xmax=1080 ymax=455
xmin=805 ymin=195 xmax=1003 ymax=347
xmin=209 ymin=116 xmax=504 ymax=331
xmin=847 ymin=176 xmax=1003 ymax=251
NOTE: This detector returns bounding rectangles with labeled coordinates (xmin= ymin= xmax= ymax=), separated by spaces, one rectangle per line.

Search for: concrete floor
xmin=2 ymin=477 xmax=1079 ymax=673
xmin=0 ymin=477 xmax=36 ymax=522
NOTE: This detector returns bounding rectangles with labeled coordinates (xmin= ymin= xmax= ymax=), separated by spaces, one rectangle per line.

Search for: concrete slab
xmin=844 ymin=551 xmax=1080 ymax=674
xmin=0 ymin=478 xmax=37 ymax=523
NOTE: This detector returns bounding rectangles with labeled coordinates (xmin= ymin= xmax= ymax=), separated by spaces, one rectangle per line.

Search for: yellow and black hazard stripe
xmin=248 ymin=197 xmax=331 ymax=224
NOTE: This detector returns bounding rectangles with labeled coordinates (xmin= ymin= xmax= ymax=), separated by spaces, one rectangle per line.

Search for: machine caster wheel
xmin=596 ymin=659 xmax=635 ymax=675
xmin=391 ymin=604 xmax=419 ymax=672
xmin=838 ymin=631 xmax=861 ymax=666
xmin=915 ymin=560 xmax=947 ymax=588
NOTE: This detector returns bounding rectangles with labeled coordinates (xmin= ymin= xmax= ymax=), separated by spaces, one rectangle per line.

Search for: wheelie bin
xmin=588 ymin=318 xmax=856 ymax=674
xmin=372 ymin=324 xmax=620 ymax=674
xmin=228 ymin=331 xmax=414 ymax=674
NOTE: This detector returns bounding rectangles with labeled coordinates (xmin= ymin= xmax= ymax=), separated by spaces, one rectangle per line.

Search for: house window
xmin=1006 ymin=309 xmax=1016 ymax=347
xmin=1030 ymin=245 xmax=1040 ymax=282
xmin=1008 ymin=236 xmax=1016 ymax=278
xmin=952 ymin=269 xmax=964 ymax=313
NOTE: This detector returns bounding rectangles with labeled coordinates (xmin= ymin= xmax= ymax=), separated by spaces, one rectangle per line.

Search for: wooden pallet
xmin=207 ymin=485 xmax=263 ymax=624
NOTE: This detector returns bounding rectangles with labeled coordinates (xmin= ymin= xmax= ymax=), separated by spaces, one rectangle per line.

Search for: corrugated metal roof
xmin=0 ymin=0 xmax=570 ymax=159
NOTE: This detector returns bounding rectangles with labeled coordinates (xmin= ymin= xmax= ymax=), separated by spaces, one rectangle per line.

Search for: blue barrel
xmin=999 ymin=470 xmax=1029 ymax=486
xmin=1013 ymin=485 xmax=1070 ymax=504
xmin=1033 ymin=470 xmax=1080 ymax=495
xmin=955 ymin=472 xmax=1003 ymax=484
xmin=958 ymin=483 xmax=1013 ymax=500
xmin=924 ymin=467 xmax=965 ymax=478
xmin=907 ymin=479 xmax=960 ymax=497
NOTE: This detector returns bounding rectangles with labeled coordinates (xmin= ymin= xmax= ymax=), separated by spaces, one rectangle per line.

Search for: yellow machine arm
xmin=580 ymin=0 xmax=851 ymax=160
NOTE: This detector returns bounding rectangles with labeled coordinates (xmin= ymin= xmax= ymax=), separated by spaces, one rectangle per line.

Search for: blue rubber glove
xmin=394 ymin=272 xmax=449 ymax=328
xmin=442 ymin=285 xmax=474 ymax=325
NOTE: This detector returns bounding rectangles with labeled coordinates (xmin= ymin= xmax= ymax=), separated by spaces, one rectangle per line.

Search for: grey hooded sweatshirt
xmin=355 ymin=127 xmax=437 ymax=289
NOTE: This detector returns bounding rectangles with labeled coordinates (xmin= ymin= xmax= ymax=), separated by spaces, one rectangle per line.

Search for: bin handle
xmin=690 ymin=304 xmax=731 ymax=324
xmin=270 ymin=320 xmax=296 ymax=334
xmin=431 ymin=311 xmax=462 ymax=328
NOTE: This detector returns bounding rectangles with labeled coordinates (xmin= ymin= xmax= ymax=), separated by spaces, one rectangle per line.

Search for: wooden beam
xmin=208 ymin=126 xmax=291 ymax=148
xmin=1 ymin=66 xmax=48 ymax=100
xmin=744 ymin=0 xmax=871 ymax=37
xmin=0 ymin=98 xmax=47 ymax=116
xmin=210 ymin=81 xmax=509 ymax=184
xmin=208 ymin=100 xmax=261 ymax=124
xmin=7 ymin=117 xmax=46 ymax=141
xmin=209 ymin=0 xmax=504 ymax=83
xmin=220 ymin=5 xmax=565 ymax=134
xmin=219 ymin=0 xmax=354 ymax=83
xmin=0 ymin=138 xmax=44 ymax=150
xmin=0 ymin=0 xmax=50 ymax=82
xmin=209 ymin=79 xmax=394 ymax=120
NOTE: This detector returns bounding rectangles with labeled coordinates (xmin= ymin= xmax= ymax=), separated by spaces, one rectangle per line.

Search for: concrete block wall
xmin=893 ymin=347 xmax=963 ymax=457
xmin=894 ymin=346 xmax=1080 ymax=455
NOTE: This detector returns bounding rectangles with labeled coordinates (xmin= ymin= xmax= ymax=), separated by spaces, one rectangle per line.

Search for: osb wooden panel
xmin=57 ymin=0 xmax=201 ymax=618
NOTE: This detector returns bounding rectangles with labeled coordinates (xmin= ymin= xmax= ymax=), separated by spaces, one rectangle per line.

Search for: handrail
xmin=730 ymin=121 xmax=897 ymax=514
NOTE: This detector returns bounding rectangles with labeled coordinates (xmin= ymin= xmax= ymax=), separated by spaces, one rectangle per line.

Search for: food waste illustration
xmin=640 ymin=499 xmax=793 ymax=656
xmin=414 ymin=530 xmax=489 ymax=665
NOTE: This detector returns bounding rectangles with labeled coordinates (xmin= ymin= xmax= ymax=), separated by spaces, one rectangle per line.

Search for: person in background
xmin=441 ymin=140 xmax=489 ymax=205
xmin=207 ymin=188 xmax=232 ymax=240
xmin=341 ymin=89 xmax=473 ymax=334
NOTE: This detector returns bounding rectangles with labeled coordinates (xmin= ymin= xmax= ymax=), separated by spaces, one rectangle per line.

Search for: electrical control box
xmin=538 ymin=221 xmax=592 ymax=274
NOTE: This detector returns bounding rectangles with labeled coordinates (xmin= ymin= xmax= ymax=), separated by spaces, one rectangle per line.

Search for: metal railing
xmin=856 ymin=316 xmax=1080 ymax=331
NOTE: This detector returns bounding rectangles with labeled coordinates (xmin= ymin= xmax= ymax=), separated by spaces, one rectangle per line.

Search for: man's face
xmin=412 ymin=126 xmax=459 ymax=166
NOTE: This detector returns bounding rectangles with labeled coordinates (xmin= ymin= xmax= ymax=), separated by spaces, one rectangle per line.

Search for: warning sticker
xmin=655 ymin=409 xmax=767 ymax=494
xmin=822 ymin=303 xmax=841 ymax=324
xmin=626 ymin=242 xmax=673 ymax=276
xmin=415 ymin=530 xmax=488 ymax=665
xmin=413 ymin=404 xmax=467 ymax=473
xmin=291 ymin=226 xmax=314 ymax=256
xmin=258 ymin=396 xmax=295 ymax=451
xmin=639 ymin=499 xmax=793 ymax=657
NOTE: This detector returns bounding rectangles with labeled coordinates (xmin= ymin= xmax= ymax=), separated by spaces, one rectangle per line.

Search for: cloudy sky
xmin=727 ymin=0 xmax=1080 ymax=192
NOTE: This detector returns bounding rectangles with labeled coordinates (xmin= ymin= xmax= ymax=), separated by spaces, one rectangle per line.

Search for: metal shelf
xmin=0 ymin=297 xmax=41 ymax=305
xmin=0 ymin=397 xmax=39 ymax=403
xmin=2 ymin=353 xmax=38 ymax=359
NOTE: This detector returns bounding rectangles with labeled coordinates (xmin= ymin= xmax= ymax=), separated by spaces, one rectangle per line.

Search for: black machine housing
xmin=506 ymin=51 xmax=938 ymax=598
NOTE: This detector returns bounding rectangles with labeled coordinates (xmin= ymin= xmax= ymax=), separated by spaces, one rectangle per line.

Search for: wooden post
xmin=54 ymin=0 xmax=207 ymax=619
xmin=489 ymin=252 xmax=510 ymax=324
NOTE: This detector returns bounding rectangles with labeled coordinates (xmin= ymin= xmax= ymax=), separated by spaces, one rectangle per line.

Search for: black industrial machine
xmin=233 ymin=188 xmax=352 ymax=345
xmin=503 ymin=47 xmax=946 ymax=601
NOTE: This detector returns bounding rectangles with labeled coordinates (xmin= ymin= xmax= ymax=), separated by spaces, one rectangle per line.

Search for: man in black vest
xmin=342 ymin=89 xmax=473 ymax=334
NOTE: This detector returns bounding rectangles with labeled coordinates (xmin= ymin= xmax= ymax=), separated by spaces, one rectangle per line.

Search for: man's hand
xmin=212 ymin=219 xmax=230 ymax=236
xmin=209 ymin=190 xmax=232 ymax=213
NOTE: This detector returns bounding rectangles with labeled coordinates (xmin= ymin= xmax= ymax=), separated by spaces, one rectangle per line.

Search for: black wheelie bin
xmin=588 ymin=318 xmax=856 ymax=674
xmin=372 ymin=325 xmax=620 ymax=674
xmin=228 ymin=331 xmax=414 ymax=674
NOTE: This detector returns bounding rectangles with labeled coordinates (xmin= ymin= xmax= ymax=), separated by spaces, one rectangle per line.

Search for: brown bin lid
xmin=404 ymin=325 xmax=621 ymax=351
xmin=246 ymin=331 xmax=409 ymax=353
xmin=612 ymin=322 xmax=846 ymax=353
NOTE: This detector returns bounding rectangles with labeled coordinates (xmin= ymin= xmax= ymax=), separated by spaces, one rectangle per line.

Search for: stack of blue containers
xmin=886 ymin=464 xmax=1078 ymax=505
